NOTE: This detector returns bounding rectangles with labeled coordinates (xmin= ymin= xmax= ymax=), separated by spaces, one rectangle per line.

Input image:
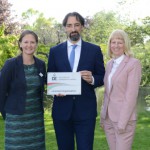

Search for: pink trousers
xmin=104 ymin=117 xmax=136 ymax=150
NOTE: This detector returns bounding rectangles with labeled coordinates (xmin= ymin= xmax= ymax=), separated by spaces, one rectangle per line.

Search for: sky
xmin=8 ymin=0 xmax=150 ymax=23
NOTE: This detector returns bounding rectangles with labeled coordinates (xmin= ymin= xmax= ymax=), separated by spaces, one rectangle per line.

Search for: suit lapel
xmin=109 ymin=56 xmax=129 ymax=92
xmin=61 ymin=42 xmax=72 ymax=71
xmin=77 ymin=41 xmax=88 ymax=71
xmin=16 ymin=55 xmax=26 ymax=86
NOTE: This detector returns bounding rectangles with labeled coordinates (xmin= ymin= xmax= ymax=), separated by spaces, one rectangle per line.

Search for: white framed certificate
xmin=47 ymin=72 xmax=81 ymax=95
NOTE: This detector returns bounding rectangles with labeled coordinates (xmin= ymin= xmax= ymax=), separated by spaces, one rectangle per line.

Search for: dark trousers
xmin=53 ymin=118 xmax=96 ymax=150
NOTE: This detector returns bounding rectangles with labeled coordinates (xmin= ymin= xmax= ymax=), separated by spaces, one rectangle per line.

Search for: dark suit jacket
xmin=0 ymin=55 xmax=46 ymax=119
xmin=47 ymin=40 xmax=105 ymax=120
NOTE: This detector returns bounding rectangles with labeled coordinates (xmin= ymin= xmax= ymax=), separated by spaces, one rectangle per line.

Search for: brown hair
xmin=18 ymin=30 xmax=38 ymax=51
xmin=62 ymin=12 xmax=85 ymax=27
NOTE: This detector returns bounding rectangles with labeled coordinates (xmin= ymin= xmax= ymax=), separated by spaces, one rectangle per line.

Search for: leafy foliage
xmin=83 ymin=11 xmax=123 ymax=44
xmin=21 ymin=9 xmax=66 ymax=46
xmin=0 ymin=4 xmax=150 ymax=109
xmin=142 ymin=16 xmax=150 ymax=36
xmin=0 ymin=0 xmax=11 ymax=25
xmin=145 ymin=95 xmax=150 ymax=107
xmin=125 ymin=21 xmax=145 ymax=46
xmin=0 ymin=24 xmax=18 ymax=69
xmin=0 ymin=0 xmax=20 ymax=35
xmin=132 ymin=40 xmax=150 ymax=86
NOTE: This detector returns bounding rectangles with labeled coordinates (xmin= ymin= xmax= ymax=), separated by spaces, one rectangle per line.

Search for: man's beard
xmin=69 ymin=31 xmax=80 ymax=41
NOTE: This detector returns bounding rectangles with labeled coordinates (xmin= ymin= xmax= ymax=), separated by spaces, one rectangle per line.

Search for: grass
xmin=0 ymin=109 xmax=150 ymax=150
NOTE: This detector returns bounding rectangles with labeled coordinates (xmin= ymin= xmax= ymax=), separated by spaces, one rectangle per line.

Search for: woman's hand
xmin=117 ymin=127 xmax=126 ymax=134
xmin=100 ymin=118 xmax=105 ymax=130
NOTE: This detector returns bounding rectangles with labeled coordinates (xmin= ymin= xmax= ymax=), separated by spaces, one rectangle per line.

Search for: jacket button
xmin=73 ymin=96 xmax=75 ymax=100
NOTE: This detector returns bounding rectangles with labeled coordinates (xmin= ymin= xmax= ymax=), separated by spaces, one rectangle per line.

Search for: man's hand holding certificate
xmin=47 ymin=72 xmax=81 ymax=95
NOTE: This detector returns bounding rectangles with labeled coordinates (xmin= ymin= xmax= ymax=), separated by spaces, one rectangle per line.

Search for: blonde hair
xmin=107 ymin=29 xmax=133 ymax=58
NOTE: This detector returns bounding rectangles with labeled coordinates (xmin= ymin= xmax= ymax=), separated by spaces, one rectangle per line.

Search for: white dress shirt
xmin=108 ymin=54 xmax=125 ymax=91
xmin=67 ymin=39 xmax=94 ymax=85
xmin=67 ymin=39 xmax=81 ymax=72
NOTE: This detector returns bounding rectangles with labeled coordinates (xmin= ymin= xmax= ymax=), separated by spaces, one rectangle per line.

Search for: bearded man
xmin=47 ymin=12 xmax=105 ymax=150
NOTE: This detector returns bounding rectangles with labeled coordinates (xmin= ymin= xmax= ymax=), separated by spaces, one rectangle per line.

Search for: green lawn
xmin=0 ymin=110 xmax=150 ymax=150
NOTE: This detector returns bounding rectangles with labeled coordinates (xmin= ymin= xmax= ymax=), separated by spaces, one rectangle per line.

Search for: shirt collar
xmin=67 ymin=38 xmax=82 ymax=47
xmin=113 ymin=54 xmax=125 ymax=65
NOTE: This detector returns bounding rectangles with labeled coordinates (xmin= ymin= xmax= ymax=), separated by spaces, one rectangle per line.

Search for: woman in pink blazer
xmin=100 ymin=29 xmax=142 ymax=150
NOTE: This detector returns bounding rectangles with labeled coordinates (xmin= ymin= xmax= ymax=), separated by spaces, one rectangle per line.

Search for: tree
xmin=0 ymin=24 xmax=18 ymax=68
xmin=125 ymin=21 xmax=145 ymax=46
xmin=125 ymin=16 xmax=150 ymax=86
xmin=142 ymin=16 xmax=150 ymax=40
xmin=33 ymin=13 xmax=58 ymax=45
xmin=82 ymin=11 xmax=123 ymax=45
xmin=0 ymin=0 xmax=11 ymax=25
xmin=0 ymin=0 xmax=20 ymax=35
xmin=21 ymin=8 xmax=40 ymax=30
xmin=20 ymin=9 xmax=66 ymax=45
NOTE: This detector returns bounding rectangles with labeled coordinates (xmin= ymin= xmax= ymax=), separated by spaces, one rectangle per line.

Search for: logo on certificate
xmin=52 ymin=73 xmax=57 ymax=80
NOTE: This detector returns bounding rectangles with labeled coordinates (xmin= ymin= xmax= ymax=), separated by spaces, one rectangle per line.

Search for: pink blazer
xmin=101 ymin=56 xmax=142 ymax=129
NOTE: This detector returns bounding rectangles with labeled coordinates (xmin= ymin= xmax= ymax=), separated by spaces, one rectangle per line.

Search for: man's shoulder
xmin=83 ymin=41 xmax=100 ymax=48
xmin=51 ymin=42 xmax=66 ymax=49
